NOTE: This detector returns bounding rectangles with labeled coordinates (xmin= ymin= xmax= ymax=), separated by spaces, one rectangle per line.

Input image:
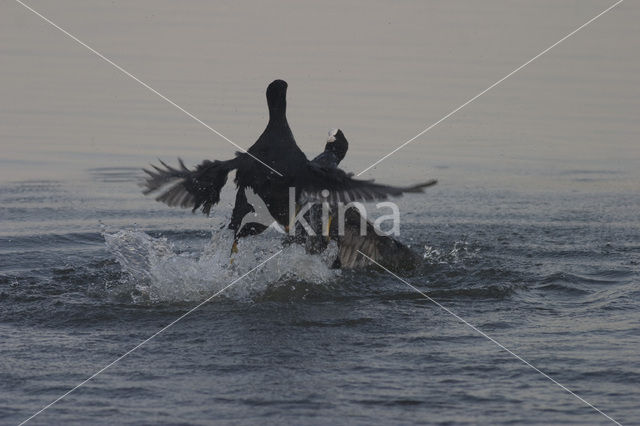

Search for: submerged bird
xmin=143 ymin=79 xmax=436 ymax=261
xmin=300 ymin=129 xmax=427 ymax=270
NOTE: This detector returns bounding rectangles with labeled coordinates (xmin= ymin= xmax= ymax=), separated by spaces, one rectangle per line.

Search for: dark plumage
xmin=301 ymin=129 xmax=424 ymax=270
xmin=143 ymin=79 xmax=436 ymax=240
xmin=312 ymin=129 xmax=348 ymax=168
xmin=142 ymin=157 xmax=239 ymax=215
xmin=334 ymin=207 xmax=423 ymax=271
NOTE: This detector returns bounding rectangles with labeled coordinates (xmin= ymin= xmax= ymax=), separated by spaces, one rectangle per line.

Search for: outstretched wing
xmin=297 ymin=162 xmax=437 ymax=204
xmin=142 ymin=156 xmax=240 ymax=215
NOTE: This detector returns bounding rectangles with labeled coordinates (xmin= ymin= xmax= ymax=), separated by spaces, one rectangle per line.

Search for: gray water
xmin=1 ymin=1 xmax=639 ymax=425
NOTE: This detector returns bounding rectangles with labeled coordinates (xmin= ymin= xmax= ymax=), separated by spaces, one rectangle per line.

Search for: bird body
xmin=311 ymin=128 xmax=348 ymax=169
xmin=230 ymin=80 xmax=307 ymax=233
xmin=143 ymin=79 xmax=437 ymax=267
xmin=301 ymin=129 xmax=423 ymax=270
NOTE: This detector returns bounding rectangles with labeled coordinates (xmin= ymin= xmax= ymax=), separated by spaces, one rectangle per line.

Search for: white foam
xmin=423 ymin=241 xmax=478 ymax=264
xmin=103 ymin=228 xmax=340 ymax=303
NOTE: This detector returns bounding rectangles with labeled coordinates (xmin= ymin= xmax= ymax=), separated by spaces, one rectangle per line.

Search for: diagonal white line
xmin=19 ymin=249 xmax=284 ymax=426
xmin=14 ymin=0 xmax=283 ymax=177
xmin=356 ymin=250 xmax=622 ymax=426
xmin=357 ymin=0 xmax=625 ymax=176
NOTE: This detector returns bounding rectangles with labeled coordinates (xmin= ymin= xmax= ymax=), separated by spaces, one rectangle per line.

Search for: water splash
xmin=103 ymin=229 xmax=340 ymax=303
xmin=423 ymin=240 xmax=478 ymax=264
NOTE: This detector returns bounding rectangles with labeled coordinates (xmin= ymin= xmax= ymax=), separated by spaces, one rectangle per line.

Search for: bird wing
xmin=297 ymin=162 xmax=437 ymax=204
xmin=142 ymin=155 xmax=242 ymax=215
xmin=310 ymin=151 xmax=339 ymax=169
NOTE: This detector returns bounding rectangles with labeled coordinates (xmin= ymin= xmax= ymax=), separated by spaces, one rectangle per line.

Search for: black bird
xmin=301 ymin=129 xmax=426 ymax=270
xmin=143 ymin=79 xmax=436 ymax=241
xmin=295 ymin=128 xmax=349 ymax=252
xmin=311 ymin=128 xmax=348 ymax=169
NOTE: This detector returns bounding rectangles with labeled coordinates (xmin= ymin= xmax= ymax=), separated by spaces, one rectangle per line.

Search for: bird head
xmin=266 ymin=79 xmax=288 ymax=117
xmin=325 ymin=128 xmax=349 ymax=162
